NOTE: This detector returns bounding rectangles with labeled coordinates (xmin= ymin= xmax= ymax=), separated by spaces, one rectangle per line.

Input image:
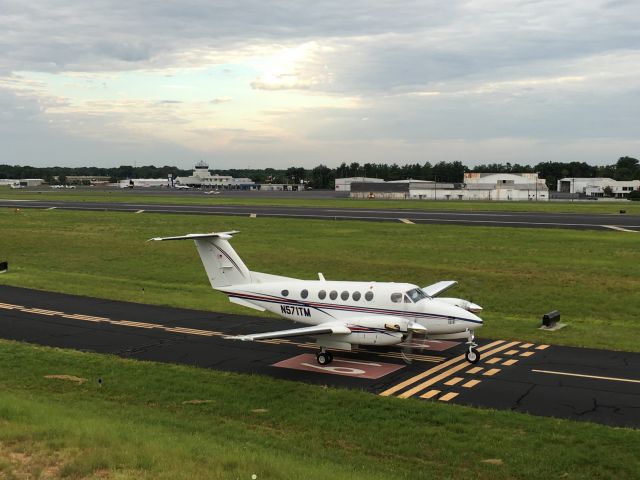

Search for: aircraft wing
xmin=422 ymin=280 xmax=457 ymax=297
xmin=224 ymin=323 xmax=351 ymax=342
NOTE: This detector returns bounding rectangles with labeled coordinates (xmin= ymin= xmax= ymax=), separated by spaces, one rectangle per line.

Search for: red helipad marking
xmin=397 ymin=339 xmax=459 ymax=352
xmin=272 ymin=354 xmax=404 ymax=379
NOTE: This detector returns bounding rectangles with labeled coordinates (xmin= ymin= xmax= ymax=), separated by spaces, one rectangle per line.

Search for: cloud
xmin=0 ymin=0 xmax=639 ymax=167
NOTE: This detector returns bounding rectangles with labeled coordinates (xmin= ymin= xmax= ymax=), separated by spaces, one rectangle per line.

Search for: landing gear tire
xmin=316 ymin=351 xmax=333 ymax=365
xmin=465 ymin=348 xmax=480 ymax=364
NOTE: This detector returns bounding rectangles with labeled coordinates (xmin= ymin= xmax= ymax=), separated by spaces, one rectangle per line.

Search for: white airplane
xmin=150 ymin=231 xmax=484 ymax=365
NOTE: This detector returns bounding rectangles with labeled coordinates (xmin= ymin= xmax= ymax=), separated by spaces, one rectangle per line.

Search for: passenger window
xmin=282 ymin=289 xmax=289 ymax=297
xmin=341 ymin=291 xmax=349 ymax=301
xmin=301 ymin=289 xmax=308 ymax=299
xmin=390 ymin=293 xmax=402 ymax=303
xmin=318 ymin=290 xmax=326 ymax=300
xmin=365 ymin=291 xmax=374 ymax=301
xmin=329 ymin=290 xmax=338 ymax=300
xmin=352 ymin=291 xmax=361 ymax=301
xmin=404 ymin=295 xmax=412 ymax=303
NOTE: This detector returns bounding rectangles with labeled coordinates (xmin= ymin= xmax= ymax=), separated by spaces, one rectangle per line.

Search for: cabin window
xmin=330 ymin=290 xmax=338 ymax=300
xmin=352 ymin=291 xmax=361 ymax=301
xmin=301 ymin=289 xmax=308 ymax=299
xmin=281 ymin=289 xmax=289 ymax=297
xmin=318 ymin=290 xmax=327 ymax=300
xmin=406 ymin=288 xmax=428 ymax=302
xmin=390 ymin=293 xmax=403 ymax=303
xmin=365 ymin=291 xmax=374 ymax=301
xmin=341 ymin=291 xmax=349 ymax=301
xmin=404 ymin=295 xmax=412 ymax=303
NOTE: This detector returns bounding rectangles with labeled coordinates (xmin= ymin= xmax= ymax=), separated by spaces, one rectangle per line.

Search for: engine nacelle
xmin=436 ymin=297 xmax=483 ymax=313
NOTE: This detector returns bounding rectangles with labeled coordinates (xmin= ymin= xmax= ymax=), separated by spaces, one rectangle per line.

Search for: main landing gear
xmin=316 ymin=348 xmax=334 ymax=365
xmin=464 ymin=330 xmax=481 ymax=364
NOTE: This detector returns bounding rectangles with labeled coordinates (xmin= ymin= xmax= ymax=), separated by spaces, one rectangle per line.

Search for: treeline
xmin=1 ymin=157 xmax=638 ymax=190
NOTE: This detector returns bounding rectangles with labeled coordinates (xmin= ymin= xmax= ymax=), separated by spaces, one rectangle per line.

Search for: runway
xmin=2 ymin=198 xmax=639 ymax=231
xmin=1 ymin=285 xmax=638 ymax=428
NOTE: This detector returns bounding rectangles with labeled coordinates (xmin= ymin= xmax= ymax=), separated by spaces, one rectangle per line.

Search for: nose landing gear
xmin=316 ymin=348 xmax=334 ymax=365
xmin=464 ymin=330 xmax=481 ymax=364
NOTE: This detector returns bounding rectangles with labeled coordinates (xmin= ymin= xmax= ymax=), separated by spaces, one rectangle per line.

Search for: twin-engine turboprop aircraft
xmin=150 ymin=231 xmax=484 ymax=365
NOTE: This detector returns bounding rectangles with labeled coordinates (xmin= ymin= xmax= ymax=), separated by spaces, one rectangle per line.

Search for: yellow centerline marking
xmin=379 ymin=340 xmax=505 ymax=397
xmin=532 ymin=369 xmax=640 ymax=384
xmin=483 ymin=368 xmax=501 ymax=376
xmin=536 ymin=344 xmax=550 ymax=350
xmin=520 ymin=351 xmax=534 ymax=357
xmin=502 ymin=359 xmax=518 ymax=366
xmin=466 ymin=366 xmax=483 ymax=374
xmin=521 ymin=343 xmax=534 ymax=348
xmin=397 ymin=341 xmax=519 ymax=399
xmin=504 ymin=349 xmax=519 ymax=355
xmin=485 ymin=357 xmax=502 ymax=364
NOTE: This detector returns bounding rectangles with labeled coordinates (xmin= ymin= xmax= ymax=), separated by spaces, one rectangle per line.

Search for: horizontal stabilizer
xmin=148 ymin=231 xmax=240 ymax=242
xmin=422 ymin=280 xmax=457 ymax=297
xmin=224 ymin=323 xmax=351 ymax=342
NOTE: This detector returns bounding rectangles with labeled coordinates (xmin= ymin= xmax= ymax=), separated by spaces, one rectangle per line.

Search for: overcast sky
xmin=1 ymin=0 xmax=639 ymax=169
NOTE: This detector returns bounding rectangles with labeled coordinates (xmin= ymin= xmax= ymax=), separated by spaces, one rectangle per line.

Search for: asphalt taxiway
xmin=1 ymin=285 xmax=638 ymax=428
xmin=2 ymin=198 xmax=639 ymax=231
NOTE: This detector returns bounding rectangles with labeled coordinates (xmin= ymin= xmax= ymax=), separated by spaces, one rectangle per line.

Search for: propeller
xmin=400 ymin=322 xmax=428 ymax=364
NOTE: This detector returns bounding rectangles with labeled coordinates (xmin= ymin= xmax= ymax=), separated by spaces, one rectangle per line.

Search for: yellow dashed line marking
xmin=439 ymin=392 xmax=459 ymax=402
xmin=483 ymin=368 xmax=501 ymax=376
xmin=486 ymin=357 xmax=502 ymax=364
xmin=397 ymin=341 xmax=519 ymax=399
xmin=420 ymin=389 xmax=441 ymax=399
xmin=466 ymin=366 xmax=484 ymax=374
xmin=380 ymin=340 xmax=506 ymax=397
xmin=536 ymin=344 xmax=550 ymax=350
xmin=520 ymin=351 xmax=535 ymax=357
xmin=462 ymin=379 xmax=481 ymax=388
xmin=521 ymin=343 xmax=534 ymax=348
xmin=0 ymin=303 xmax=25 ymax=309
xmin=504 ymin=349 xmax=519 ymax=355
xmin=399 ymin=218 xmax=415 ymax=224
xmin=444 ymin=377 xmax=464 ymax=386
xmin=502 ymin=359 xmax=519 ymax=366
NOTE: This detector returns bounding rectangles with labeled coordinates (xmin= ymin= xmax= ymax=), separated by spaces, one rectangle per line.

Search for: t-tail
xmin=148 ymin=231 xmax=250 ymax=288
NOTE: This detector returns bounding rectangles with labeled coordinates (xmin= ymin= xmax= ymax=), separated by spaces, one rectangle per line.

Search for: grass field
xmin=1 ymin=207 xmax=639 ymax=478
xmin=0 ymin=208 xmax=639 ymax=352
xmin=2 ymin=186 xmax=640 ymax=215
xmin=1 ymin=340 xmax=639 ymax=480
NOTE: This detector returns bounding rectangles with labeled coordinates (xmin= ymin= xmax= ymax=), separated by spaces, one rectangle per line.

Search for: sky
xmin=1 ymin=0 xmax=639 ymax=169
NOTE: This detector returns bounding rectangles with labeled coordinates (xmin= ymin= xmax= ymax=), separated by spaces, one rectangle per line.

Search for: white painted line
xmin=46 ymin=207 xmax=57 ymax=210
xmin=250 ymin=213 xmax=257 ymax=218
xmin=602 ymin=225 xmax=637 ymax=233
xmin=399 ymin=218 xmax=414 ymax=224
xmin=135 ymin=209 xmax=145 ymax=214
xmin=532 ymin=369 xmax=640 ymax=384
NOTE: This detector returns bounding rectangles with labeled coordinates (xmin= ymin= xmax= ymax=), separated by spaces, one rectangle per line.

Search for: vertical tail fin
xmin=148 ymin=231 xmax=250 ymax=288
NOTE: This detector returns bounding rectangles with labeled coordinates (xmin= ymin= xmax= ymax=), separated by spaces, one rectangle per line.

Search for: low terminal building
xmin=118 ymin=178 xmax=171 ymax=188
xmin=0 ymin=178 xmax=44 ymax=187
xmin=175 ymin=161 xmax=256 ymax=189
xmin=350 ymin=172 xmax=549 ymax=201
xmin=557 ymin=177 xmax=640 ymax=198
xmin=335 ymin=177 xmax=385 ymax=192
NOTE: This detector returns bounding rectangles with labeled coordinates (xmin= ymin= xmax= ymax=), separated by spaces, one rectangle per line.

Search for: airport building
xmin=0 ymin=178 xmax=44 ymax=188
xmin=175 ymin=161 xmax=256 ymax=189
xmin=557 ymin=177 xmax=640 ymax=198
xmin=350 ymin=173 xmax=549 ymax=201
xmin=335 ymin=177 xmax=385 ymax=192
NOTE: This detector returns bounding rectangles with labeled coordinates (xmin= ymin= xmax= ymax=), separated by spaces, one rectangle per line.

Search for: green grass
xmin=1 ymin=339 xmax=639 ymax=480
xmin=0 ymin=208 xmax=639 ymax=352
xmin=2 ymin=186 xmax=639 ymax=214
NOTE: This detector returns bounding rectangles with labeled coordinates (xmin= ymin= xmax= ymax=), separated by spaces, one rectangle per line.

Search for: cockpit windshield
xmin=406 ymin=288 xmax=429 ymax=303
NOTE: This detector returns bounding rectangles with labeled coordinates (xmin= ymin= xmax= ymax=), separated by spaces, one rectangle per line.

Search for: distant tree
xmin=628 ymin=189 xmax=640 ymax=201
xmin=603 ymin=186 xmax=613 ymax=197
